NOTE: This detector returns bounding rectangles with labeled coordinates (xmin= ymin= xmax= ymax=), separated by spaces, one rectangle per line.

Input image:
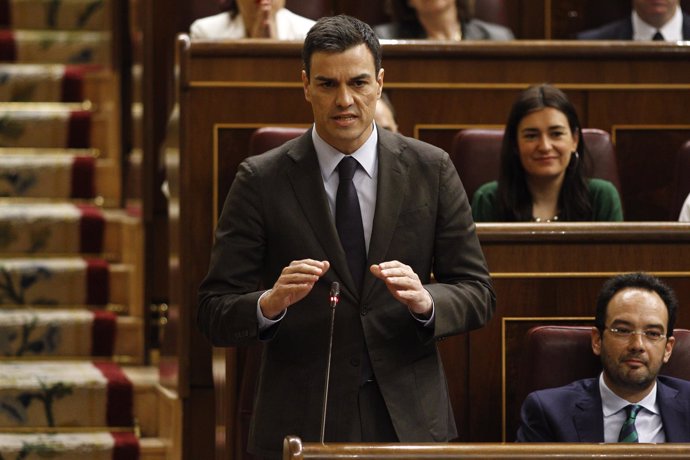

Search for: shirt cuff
xmin=409 ymin=292 xmax=435 ymax=328
xmin=257 ymin=290 xmax=286 ymax=331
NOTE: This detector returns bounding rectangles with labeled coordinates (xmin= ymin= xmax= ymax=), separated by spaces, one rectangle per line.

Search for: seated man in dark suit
xmin=577 ymin=0 xmax=690 ymax=41
xmin=517 ymin=272 xmax=690 ymax=442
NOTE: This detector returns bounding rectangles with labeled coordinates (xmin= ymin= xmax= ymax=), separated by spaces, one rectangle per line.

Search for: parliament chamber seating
xmin=248 ymin=126 xmax=307 ymax=157
xmin=523 ymin=325 xmax=690 ymax=385
xmin=451 ymin=128 xmax=622 ymax=203
xmin=670 ymin=140 xmax=690 ymax=220
xmin=514 ymin=326 xmax=690 ymax=435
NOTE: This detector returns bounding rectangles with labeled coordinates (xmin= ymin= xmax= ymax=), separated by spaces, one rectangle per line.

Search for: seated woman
xmin=190 ymin=0 xmax=315 ymax=40
xmin=472 ymin=84 xmax=623 ymax=222
xmin=375 ymin=0 xmax=514 ymax=40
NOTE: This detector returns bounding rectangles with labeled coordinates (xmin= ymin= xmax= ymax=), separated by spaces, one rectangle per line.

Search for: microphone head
xmin=330 ymin=282 xmax=340 ymax=297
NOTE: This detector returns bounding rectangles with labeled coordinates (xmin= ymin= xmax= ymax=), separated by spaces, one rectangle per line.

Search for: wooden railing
xmin=283 ymin=436 xmax=690 ymax=460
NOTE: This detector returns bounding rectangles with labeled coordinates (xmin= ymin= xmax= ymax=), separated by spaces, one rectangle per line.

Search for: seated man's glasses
xmin=605 ymin=326 xmax=667 ymax=342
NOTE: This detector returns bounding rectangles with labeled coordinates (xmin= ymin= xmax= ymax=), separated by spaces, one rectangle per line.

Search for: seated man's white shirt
xmin=632 ymin=7 xmax=684 ymax=41
xmin=600 ymin=373 xmax=665 ymax=443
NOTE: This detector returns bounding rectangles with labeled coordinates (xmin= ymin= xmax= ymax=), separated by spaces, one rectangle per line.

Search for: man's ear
xmin=591 ymin=327 xmax=602 ymax=357
xmin=663 ymin=335 xmax=676 ymax=363
xmin=302 ymin=70 xmax=311 ymax=102
xmin=376 ymin=68 xmax=384 ymax=98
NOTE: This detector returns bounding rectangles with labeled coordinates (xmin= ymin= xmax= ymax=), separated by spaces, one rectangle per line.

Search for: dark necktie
xmin=336 ymin=157 xmax=373 ymax=385
xmin=336 ymin=156 xmax=367 ymax=291
xmin=652 ymin=31 xmax=665 ymax=41
xmin=618 ymin=404 xmax=642 ymax=442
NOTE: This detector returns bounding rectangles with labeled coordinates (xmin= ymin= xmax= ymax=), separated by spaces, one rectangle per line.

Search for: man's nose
xmin=336 ymin=85 xmax=353 ymax=107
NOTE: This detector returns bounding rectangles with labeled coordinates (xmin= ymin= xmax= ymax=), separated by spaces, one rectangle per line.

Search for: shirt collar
xmin=599 ymin=372 xmax=660 ymax=416
xmin=312 ymin=124 xmax=378 ymax=181
xmin=632 ymin=6 xmax=684 ymax=41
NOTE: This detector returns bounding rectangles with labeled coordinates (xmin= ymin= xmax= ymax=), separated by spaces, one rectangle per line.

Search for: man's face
xmin=302 ymin=44 xmax=384 ymax=154
xmin=633 ymin=0 xmax=679 ymax=27
xmin=591 ymin=287 xmax=675 ymax=400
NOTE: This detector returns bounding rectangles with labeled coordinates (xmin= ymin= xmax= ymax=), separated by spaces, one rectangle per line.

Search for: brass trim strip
xmin=413 ymin=124 xmax=503 ymax=139
xmin=189 ymin=81 xmax=690 ymax=90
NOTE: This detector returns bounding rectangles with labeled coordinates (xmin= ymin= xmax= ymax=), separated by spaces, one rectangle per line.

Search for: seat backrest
xmin=286 ymin=0 xmax=332 ymax=20
xmin=473 ymin=0 xmax=510 ymax=27
xmin=516 ymin=325 xmax=690 ymax=420
xmin=670 ymin=140 xmax=690 ymax=220
xmin=451 ymin=128 xmax=621 ymax=203
xmin=248 ymin=127 xmax=307 ymax=157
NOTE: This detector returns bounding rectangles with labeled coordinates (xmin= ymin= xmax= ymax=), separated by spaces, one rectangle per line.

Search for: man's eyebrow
xmin=313 ymin=73 xmax=372 ymax=82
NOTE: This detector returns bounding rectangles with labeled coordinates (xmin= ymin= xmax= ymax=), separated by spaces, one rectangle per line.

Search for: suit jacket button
xmin=360 ymin=309 xmax=368 ymax=316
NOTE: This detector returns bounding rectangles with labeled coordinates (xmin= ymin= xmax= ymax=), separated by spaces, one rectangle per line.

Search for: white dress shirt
xmin=632 ymin=7 xmax=684 ymax=41
xmin=599 ymin=373 xmax=666 ymax=443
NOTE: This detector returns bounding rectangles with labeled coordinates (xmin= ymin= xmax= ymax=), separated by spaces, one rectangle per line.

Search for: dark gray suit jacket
xmin=517 ymin=376 xmax=690 ymax=442
xmin=576 ymin=12 xmax=690 ymax=40
xmin=198 ymin=127 xmax=495 ymax=456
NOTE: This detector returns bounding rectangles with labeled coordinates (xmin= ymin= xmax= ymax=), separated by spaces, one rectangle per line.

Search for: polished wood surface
xmin=284 ymin=436 xmax=690 ymax=460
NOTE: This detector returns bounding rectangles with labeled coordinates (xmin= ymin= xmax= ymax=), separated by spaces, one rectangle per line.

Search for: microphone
xmin=320 ymin=282 xmax=339 ymax=443
xmin=329 ymin=282 xmax=340 ymax=309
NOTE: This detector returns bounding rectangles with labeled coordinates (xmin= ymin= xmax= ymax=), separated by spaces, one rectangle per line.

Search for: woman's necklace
xmin=532 ymin=215 xmax=559 ymax=223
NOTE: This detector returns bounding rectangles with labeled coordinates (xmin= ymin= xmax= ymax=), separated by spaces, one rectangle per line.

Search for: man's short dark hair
xmin=302 ymin=15 xmax=382 ymax=79
xmin=595 ymin=272 xmax=678 ymax=336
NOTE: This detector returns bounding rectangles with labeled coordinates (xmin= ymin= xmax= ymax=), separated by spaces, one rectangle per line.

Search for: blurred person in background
xmin=375 ymin=0 xmax=514 ymax=40
xmin=577 ymin=0 xmax=690 ymax=41
xmin=190 ymin=0 xmax=315 ymax=39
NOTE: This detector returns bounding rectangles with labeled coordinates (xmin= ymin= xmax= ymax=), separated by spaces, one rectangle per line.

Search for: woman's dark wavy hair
xmin=496 ymin=84 xmax=592 ymax=221
xmin=384 ymin=0 xmax=474 ymax=25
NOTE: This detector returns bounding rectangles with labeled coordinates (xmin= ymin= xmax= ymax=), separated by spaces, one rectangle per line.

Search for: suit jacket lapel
xmin=573 ymin=380 xmax=605 ymax=442
xmin=362 ymin=130 xmax=408 ymax=299
xmin=285 ymin=131 xmax=356 ymax=295
xmin=658 ymin=378 xmax=690 ymax=442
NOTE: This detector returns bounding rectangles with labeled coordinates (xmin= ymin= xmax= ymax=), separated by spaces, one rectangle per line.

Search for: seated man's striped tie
xmin=618 ymin=404 xmax=642 ymax=443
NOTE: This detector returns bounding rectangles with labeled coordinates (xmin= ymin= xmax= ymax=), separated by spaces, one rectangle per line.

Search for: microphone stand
xmin=320 ymin=282 xmax=339 ymax=444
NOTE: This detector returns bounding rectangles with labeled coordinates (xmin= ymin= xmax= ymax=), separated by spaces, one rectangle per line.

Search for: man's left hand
xmin=370 ymin=260 xmax=432 ymax=318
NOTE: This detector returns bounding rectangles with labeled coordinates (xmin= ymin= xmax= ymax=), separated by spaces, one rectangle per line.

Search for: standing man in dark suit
xmin=577 ymin=0 xmax=690 ymax=40
xmin=197 ymin=14 xmax=495 ymax=458
xmin=518 ymin=273 xmax=690 ymax=442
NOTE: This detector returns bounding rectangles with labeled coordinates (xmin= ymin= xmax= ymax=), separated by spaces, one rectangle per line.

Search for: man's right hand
xmin=259 ymin=259 xmax=330 ymax=319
